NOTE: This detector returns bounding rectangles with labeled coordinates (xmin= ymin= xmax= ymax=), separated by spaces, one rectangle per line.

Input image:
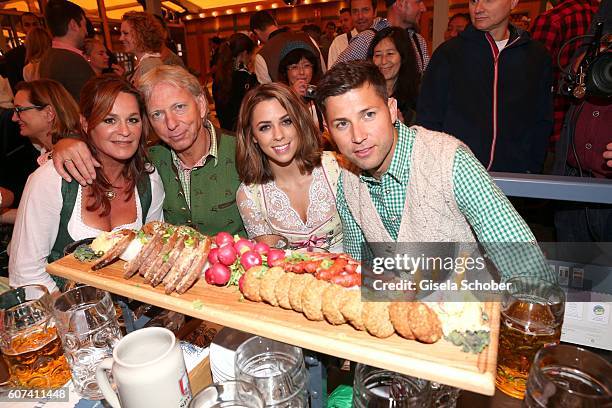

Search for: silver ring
xmin=64 ymin=159 xmax=73 ymax=163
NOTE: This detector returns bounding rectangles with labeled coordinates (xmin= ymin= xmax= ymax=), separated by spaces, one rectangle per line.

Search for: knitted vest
xmin=150 ymin=130 xmax=245 ymax=237
xmin=258 ymin=31 xmax=320 ymax=83
xmin=342 ymin=126 xmax=476 ymax=244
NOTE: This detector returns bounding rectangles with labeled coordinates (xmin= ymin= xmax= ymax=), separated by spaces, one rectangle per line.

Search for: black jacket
xmin=416 ymin=25 xmax=553 ymax=173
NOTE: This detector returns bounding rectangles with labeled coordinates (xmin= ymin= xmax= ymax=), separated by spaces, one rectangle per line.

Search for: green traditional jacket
xmin=149 ymin=129 xmax=245 ymax=237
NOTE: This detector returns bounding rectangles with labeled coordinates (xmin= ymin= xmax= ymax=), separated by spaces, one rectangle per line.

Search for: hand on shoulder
xmin=52 ymin=138 xmax=101 ymax=186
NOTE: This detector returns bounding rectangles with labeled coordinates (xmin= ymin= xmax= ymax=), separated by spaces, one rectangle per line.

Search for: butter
xmin=90 ymin=232 xmax=119 ymax=254
xmin=430 ymin=301 xmax=490 ymax=336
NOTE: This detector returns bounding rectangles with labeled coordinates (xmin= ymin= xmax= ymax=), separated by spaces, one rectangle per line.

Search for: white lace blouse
xmin=9 ymin=161 xmax=165 ymax=292
xmin=236 ymin=152 xmax=343 ymax=252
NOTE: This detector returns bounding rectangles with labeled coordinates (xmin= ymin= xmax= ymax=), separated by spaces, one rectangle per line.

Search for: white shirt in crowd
xmin=495 ymin=38 xmax=509 ymax=51
xmin=9 ymin=162 xmax=165 ymax=292
xmin=327 ymin=28 xmax=359 ymax=67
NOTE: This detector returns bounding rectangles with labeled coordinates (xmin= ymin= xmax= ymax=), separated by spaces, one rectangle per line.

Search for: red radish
xmin=240 ymin=250 xmax=262 ymax=269
xmin=205 ymin=263 xmax=231 ymax=285
xmin=234 ymin=238 xmax=255 ymax=254
xmin=207 ymin=247 xmax=220 ymax=264
xmin=266 ymin=249 xmax=286 ymax=266
xmin=215 ymin=232 xmax=234 ymax=247
xmin=217 ymin=245 xmax=238 ymax=266
xmin=253 ymin=242 xmax=270 ymax=256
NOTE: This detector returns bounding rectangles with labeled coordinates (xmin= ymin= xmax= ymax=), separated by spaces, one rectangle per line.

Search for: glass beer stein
xmin=54 ymin=286 xmax=122 ymax=399
xmin=495 ymin=277 xmax=565 ymax=399
xmin=0 ymin=285 xmax=71 ymax=388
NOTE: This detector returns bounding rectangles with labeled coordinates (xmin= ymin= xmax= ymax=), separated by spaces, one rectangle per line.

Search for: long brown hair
xmin=215 ymin=33 xmax=255 ymax=105
xmin=15 ymin=79 xmax=81 ymax=144
xmin=236 ymin=82 xmax=322 ymax=185
xmin=79 ymin=74 xmax=152 ymax=217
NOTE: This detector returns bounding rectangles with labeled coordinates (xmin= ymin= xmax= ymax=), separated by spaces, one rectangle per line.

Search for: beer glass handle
xmin=95 ymin=358 xmax=121 ymax=408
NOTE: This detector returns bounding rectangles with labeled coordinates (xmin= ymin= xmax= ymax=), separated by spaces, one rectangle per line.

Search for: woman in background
xmin=10 ymin=75 xmax=164 ymax=293
xmin=120 ymin=11 xmax=165 ymax=84
xmin=235 ymin=83 xmax=342 ymax=252
xmin=212 ymin=33 xmax=258 ymax=131
xmin=84 ymin=38 xmax=125 ymax=76
xmin=445 ymin=13 xmax=470 ymax=41
xmin=12 ymin=79 xmax=80 ymax=165
xmin=277 ymin=41 xmax=325 ymax=133
xmin=368 ymin=27 xmax=421 ymax=125
xmin=23 ymin=27 xmax=52 ymax=82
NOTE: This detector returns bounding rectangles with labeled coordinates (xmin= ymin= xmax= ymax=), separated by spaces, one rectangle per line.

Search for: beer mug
xmin=96 ymin=327 xmax=192 ymax=408
xmin=0 ymin=285 xmax=71 ymax=388
xmin=54 ymin=286 xmax=122 ymax=399
xmin=189 ymin=381 xmax=265 ymax=408
xmin=524 ymin=344 xmax=612 ymax=407
xmin=234 ymin=336 xmax=309 ymax=407
xmin=353 ymin=364 xmax=440 ymax=408
xmin=495 ymin=277 xmax=565 ymax=399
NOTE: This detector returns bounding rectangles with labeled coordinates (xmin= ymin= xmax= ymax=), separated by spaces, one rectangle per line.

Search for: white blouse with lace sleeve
xmin=9 ymin=162 xmax=165 ymax=293
xmin=236 ymin=184 xmax=274 ymax=239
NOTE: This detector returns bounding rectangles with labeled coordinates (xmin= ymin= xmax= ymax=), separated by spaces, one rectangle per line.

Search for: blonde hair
xmin=136 ymin=64 xmax=204 ymax=103
xmin=25 ymin=27 xmax=51 ymax=63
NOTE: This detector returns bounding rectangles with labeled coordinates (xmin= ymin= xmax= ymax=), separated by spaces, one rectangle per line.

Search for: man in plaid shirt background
xmin=332 ymin=0 xmax=430 ymax=73
xmin=530 ymin=0 xmax=600 ymax=146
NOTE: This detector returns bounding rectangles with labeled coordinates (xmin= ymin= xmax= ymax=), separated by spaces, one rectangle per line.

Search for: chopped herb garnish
xmin=73 ymin=245 xmax=103 ymax=262
xmin=286 ymin=252 xmax=309 ymax=262
xmin=192 ymin=300 xmax=204 ymax=310
xmin=445 ymin=330 xmax=490 ymax=354
xmin=137 ymin=230 xmax=148 ymax=244
xmin=320 ymin=259 xmax=334 ymax=270
xmin=228 ymin=263 xmax=246 ymax=286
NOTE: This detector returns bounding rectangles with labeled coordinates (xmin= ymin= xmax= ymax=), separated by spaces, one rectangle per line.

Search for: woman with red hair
xmin=120 ymin=11 xmax=165 ymax=84
xmin=10 ymin=75 xmax=164 ymax=293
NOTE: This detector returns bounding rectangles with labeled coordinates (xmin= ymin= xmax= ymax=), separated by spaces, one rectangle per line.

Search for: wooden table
xmin=48 ymin=255 xmax=501 ymax=396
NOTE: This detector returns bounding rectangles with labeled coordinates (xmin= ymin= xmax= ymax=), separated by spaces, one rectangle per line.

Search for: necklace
xmin=105 ymin=190 xmax=117 ymax=201
xmin=104 ymin=173 xmax=123 ymax=201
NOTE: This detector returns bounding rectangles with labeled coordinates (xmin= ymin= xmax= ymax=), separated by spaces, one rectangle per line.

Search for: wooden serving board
xmin=48 ymin=256 xmax=500 ymax=395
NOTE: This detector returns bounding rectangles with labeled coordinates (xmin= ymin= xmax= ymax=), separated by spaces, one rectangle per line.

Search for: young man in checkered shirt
xmin=316 ymin=60 xmax=556 ymax=282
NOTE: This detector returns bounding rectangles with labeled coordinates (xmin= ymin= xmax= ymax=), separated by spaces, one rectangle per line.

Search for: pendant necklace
xmin=105 ymin=190 xmax=117 ymax=201
xmin=104 ymin=173 xmax=122 ymax=201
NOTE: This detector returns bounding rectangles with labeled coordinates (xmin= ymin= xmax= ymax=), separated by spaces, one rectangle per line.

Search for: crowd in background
xmin=0 ymin=0 xmax=610 ymax=288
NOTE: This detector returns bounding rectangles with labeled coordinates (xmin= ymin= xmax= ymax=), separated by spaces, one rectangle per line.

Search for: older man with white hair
xmin=52 ymin=65 xmax=245 ymax=236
